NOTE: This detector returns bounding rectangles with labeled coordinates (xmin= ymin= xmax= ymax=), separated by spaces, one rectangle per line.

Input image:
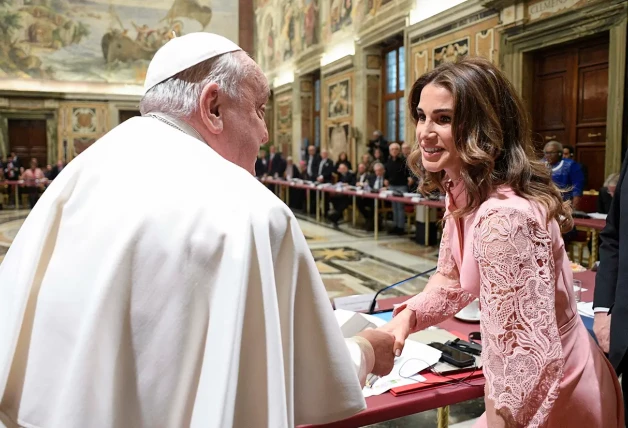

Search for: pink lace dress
xmin=395 ymin=181 xmax=623 ymax=427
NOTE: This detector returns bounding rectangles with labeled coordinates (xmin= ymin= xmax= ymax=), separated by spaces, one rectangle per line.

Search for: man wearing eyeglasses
xmin=544 ymin=140 xmax=584 ymax=210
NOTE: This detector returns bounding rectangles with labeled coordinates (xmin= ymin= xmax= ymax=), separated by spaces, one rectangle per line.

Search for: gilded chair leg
xmin=437 ymin=406 xmax=449 ymax=428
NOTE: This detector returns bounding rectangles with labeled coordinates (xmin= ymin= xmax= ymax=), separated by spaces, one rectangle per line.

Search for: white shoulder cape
xmin=0 ymin=118 xmax=365 ymax=428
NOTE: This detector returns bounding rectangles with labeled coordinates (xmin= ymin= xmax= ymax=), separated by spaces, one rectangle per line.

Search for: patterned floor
xmin=0 ymin=208 xmax=482 ymax=427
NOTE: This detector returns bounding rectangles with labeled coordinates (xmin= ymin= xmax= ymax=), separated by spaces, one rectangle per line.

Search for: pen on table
xmin=366 ymin=374 xmax=380 ymax=388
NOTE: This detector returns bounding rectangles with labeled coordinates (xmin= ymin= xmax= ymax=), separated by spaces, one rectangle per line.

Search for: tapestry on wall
xmin=433 ymin=37 xmax=469 ymax=68
xmin=327 ymin=77 xmax=350 ymax=119
xmin=0 ymin=0 xmax=237 ymax=85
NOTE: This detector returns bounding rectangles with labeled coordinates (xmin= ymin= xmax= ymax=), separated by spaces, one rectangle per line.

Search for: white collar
xmin=551 ymin=160 xmax=564 ymax=172
xmin=146 ymin=112 xmax=205 ymax=143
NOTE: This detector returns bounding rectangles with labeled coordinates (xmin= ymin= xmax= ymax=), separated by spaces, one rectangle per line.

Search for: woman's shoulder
xmin=471 ymin=187 xmax=549 ymax=228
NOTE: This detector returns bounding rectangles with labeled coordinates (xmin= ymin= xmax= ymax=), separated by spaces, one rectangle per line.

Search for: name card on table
xmin=310 ymin=183 xmax=316 ymax=188
xmin=290 ymin=181 xmax=296 ymax=186
xmin=411 ymin=197 xmax=421 ymax=203
xmin=334 ymin=293 xmax=377 ymax=312
xmin=356 ymin=189 xmax=365 ymax=195
xmin=379 ymin=192 xmax=388 ymax=199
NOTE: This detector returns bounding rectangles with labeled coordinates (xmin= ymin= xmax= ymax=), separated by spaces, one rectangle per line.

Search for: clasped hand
xmin=355 ymin=308 xmax=417 ymax=377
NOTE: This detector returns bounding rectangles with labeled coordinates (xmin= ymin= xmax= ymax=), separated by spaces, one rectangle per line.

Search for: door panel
xmin=578 ymin=64 xmax=608 ymax=124
xmin=576 ymin=145 xmax=606 ymax=190
xmin=534 ymin=75 xmax=568 ymax=129
xmin=576 ymin=127 xmax=606 ymax=144
xmin=8 ymin=119 xmax=47 ymax=168
xmin=535 ymin=51 xmax=569 ymax=75
xmin=578 ymin=43 xmax=609 ymax=67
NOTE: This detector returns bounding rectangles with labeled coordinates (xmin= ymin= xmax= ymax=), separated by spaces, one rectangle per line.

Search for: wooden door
xmin=8 ymin=119 xmax=47 ymax=168
xmin=531 ymin=34 xmax=609 ymax=191
xmin=119 ymin=110 xmax=141 ymax=123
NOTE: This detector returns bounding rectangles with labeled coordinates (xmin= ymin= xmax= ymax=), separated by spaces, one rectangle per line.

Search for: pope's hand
xmin=594 ymin=312 xmax=611 ymax=353
xmin=379 ymin=308 xmax=416 ymax=357
xmin=356 ymin=329 xmax=395 ymax=376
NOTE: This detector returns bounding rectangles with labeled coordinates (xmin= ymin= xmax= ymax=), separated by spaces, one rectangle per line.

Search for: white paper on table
xmin=362 ymin=340 xmax=442 ymax=397
xmin=577 ymin=301 xmax=594 ymax=318
xmin=574 ymin=285 xmax=588 ymax=292
xmin=588 ymin=213 xmax=608 ymax=220
xmin=334 ymin=309 xmax=386 ymax=328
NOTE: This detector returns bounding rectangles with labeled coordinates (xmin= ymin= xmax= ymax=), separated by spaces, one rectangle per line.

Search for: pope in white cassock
xmin=0 ymin=33 xmax=396 ymax=428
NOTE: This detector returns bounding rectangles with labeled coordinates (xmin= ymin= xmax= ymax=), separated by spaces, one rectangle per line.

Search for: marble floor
xmin=0 ymin=208 xmax=483 ymax=427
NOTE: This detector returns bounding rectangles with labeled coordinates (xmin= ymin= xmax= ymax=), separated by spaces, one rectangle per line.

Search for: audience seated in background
xmin=305 ymin=144 xmax=320 ymax=181
xmin=361 ymin=153 xmax=373 ymax=172
xmin=563 ymin=144 xmax=588 ymax=189
xmin=20 ymin=158 xmax=46 ymax=209
xmin=357 ymin=162 xmax=386 ymax=231
xmin=254 ymin=149 xmax=269 ymax=178
xmin=327 ymin=164 xmax=355 ymax=228
xmin=316 ymin=149 xmax=334 ymax=184
xmin=335 ymin=151 xmax=352 ymax=172
xmin=268 ymin=145 xmax=286 ymax=177
xmin=368 ymin=130 xmax=389 ymax=162
xmin=355 ymin=163 xmax=371 ymax=188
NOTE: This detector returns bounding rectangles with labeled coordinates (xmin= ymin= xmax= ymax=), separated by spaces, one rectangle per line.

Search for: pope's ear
xmin=199 ymin=82 xmax=223 ymax=134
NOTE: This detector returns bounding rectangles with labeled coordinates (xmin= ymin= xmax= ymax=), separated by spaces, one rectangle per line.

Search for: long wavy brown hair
xmin=407 ymin=57 xmax=572 ymax=230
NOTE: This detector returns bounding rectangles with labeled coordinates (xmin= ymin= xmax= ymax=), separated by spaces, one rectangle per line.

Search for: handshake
xmin=353 ymin=309 xmax=415 ymax=377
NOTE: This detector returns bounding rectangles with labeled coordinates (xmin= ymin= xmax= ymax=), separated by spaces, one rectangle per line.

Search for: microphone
xmin=368 ymin=267 xmax=437 ymax=314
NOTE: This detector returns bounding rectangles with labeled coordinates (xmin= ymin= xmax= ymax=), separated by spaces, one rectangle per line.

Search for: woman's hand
xmin=379 ymin=308 xmax=416 ymax=356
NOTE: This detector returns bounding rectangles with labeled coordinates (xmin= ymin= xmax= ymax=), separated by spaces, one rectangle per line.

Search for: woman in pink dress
xmin=383 ymin=57 xmax=624 ymax=427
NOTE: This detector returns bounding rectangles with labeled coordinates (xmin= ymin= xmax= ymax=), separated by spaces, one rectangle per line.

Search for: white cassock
xmin=0 ymin=116 xmax=373 ymax=428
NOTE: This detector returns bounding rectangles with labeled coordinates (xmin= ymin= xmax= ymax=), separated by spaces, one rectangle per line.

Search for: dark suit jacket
xmin=284 ymin=164 xmax=301 ymax=180
xmin=337 ymin=171 xmax=356 ymax=186
xmin=597 ymin=187 xmax=613 ymax=214
xmin=368 ymin=174 xmax=386 ymax=190
xmin=316 ymin=158 xmax=335 ymax=183
xmin=305 ymin=154 xmax=320 ymax=180
xmin=368 ymin=137 xmax=389 ymax=161
xmin=254 ymin=157 xmax=268 ymax=178
xmin=356 ymin=172 xmax=370 ymax=186
xmin=268 ymin=154 xmax=286 ymax=176
xmin=595 ymin=150 xmax=628 ymax=369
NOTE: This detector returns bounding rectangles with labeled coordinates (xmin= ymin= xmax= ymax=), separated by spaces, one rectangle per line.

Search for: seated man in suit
xmin=355 ymin=163 xmax=370 ymax=188
xmin=357 ymin=162 xmax=386 ymax=231
xmin=328 ymin=163 xmax=355 ymax=228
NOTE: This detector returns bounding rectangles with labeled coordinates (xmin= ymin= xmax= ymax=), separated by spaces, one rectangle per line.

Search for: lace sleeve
xmin=474 ymin=208 xmax=564 ymax=427
xmin=394 ymin=222 xmax=475 ymax=331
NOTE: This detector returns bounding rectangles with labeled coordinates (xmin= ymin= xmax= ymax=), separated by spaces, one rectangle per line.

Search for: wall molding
xmin=407 ymin=0 xmax=493 ymax=43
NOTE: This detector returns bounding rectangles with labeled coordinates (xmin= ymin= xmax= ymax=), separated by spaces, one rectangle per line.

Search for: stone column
xmin=607 ymin=17 xmax=627 ymax=175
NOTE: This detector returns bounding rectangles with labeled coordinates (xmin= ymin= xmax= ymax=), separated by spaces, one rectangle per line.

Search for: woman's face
xmin=414 ymin=83 xmax=461 ymax=180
